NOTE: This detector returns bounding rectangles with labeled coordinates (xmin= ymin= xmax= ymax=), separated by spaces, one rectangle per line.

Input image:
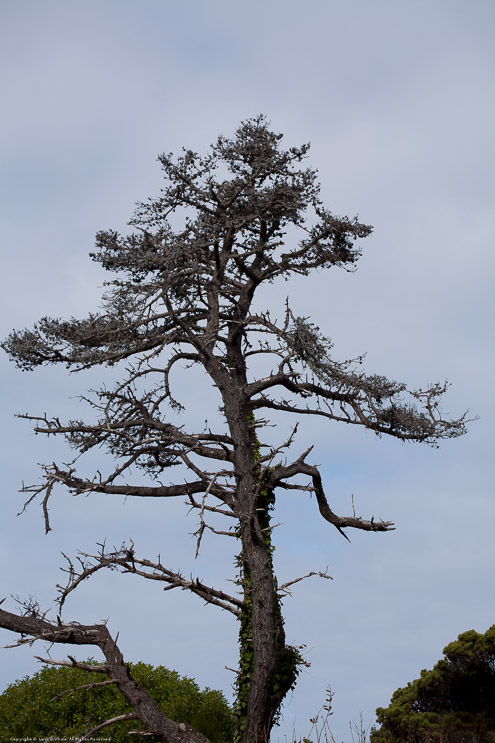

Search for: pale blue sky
xmin=1 ymin=1 xmax=494 ymax=739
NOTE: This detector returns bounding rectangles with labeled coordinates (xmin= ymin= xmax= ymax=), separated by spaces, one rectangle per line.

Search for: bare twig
xmin=50 ymin=678 xmax=120 ymax=702
xmin=75 ymin=713 xmax=138 ymax=742
xmin=278 ymin=569 xmax=332 ymax=596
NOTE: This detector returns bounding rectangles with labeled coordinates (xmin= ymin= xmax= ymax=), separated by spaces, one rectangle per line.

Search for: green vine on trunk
xmin=233 ymin=415 xmax=306 ymax=742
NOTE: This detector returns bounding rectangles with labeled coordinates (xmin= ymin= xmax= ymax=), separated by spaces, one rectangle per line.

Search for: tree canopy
xmin=371 ymin=625 xmax=495 ymax=742
xmin=0 ymin=116 xmax=468 ymax=743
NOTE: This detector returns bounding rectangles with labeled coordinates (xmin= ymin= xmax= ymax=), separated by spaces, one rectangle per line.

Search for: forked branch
xmin=277 ymin=569 xmax=333 ymax=596
xmin=77 ymin=713 xmax=139 ymax=743
xmin=57 ymin=542 xmax=243 ymax=616
xmin=269 ymin=458 xmax=394 ymax=540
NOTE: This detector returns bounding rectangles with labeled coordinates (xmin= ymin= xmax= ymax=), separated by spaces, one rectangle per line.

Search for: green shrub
xmin=0 ymin=660 xmax=234 ymax=742
xmin=371 ymin=625 xmax=495 ymax=743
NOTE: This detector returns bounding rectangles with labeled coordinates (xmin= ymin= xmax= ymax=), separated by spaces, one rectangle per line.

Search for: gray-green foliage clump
xmin=0 ymin=661 xmax=234 ymax=743
xmin=371 ymin=625 xmax=495 ymax=743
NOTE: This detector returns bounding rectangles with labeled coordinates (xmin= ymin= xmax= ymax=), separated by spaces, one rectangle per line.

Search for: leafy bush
xmin=0 ymin=660 xmax=234 ymax=742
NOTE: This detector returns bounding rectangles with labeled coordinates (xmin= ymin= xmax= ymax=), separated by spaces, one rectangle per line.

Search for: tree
xmin=0 ymin=661 xmax=234 ymax=742
xmin=371 ymin=625 xmax=495 ymax=742
xmin=0 ymin=116 xmax=468 ymax=743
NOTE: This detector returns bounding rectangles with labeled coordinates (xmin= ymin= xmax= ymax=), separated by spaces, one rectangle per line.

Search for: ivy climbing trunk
xmin=237 ymin=523 xmax=279 ymax=742
xmin=233 ymin=436 xmax=303 ymax=742
xmin=219 ymin=391 xmax=284 ymax=741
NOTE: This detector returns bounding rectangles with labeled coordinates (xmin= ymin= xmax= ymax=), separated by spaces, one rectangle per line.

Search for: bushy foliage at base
xmin=0 ymin=660 xmax=234 ymax=742
xmin=371 ymin=625 xmax=495 ymax=743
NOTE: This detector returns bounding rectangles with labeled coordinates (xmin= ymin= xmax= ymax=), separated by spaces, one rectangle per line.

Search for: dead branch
xmin=35 ymin=655 xmax=112 ymax=673
xmin=278 ymin=569 xmax=333 ymax=596
xmin=50 ymin=677 xmax=120 ymax=701
xmin=56 ymin=543 xmax=243 ymax=616
xmin=187 ymin=492 xmax=236 ymax=518
xmin=75 ymin=713 xmax=139 ymax=743
xmin=20 ymin=464 xmax=234 ymax=533
xmin=268 ymin=460 xmax=394 ymax=540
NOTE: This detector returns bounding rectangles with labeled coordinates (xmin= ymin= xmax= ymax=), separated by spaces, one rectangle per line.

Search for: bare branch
xmin=49 ymin=677 xmax=120 ymax=702
xmin=76 ymin=713 xmax=138 ymax=743
xmin=278 ymin=569 xmax=333 ymax=596
xmin=187 ymin=492 xmax=236 ymax=518
xmin=35 ymin=656 xmax=112 ymax=674
xmin=56 ymin=543 xmax=243 ymax=617
xmin=269 ymin=460 xmax=394 ymax=539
